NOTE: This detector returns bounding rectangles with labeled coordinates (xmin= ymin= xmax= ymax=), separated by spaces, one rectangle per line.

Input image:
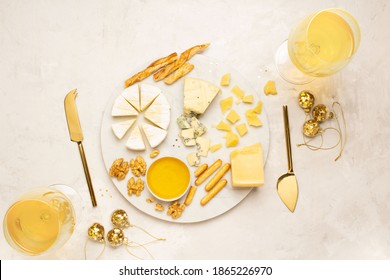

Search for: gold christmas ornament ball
xmin=88 ymin=223 xmax=105 ymax=243
xmin=298 ymin=91 xmax=315 ymax=113
xmin=303 ymin=119 xmax=321 ymax=137
xmin=111 ymin=209 xmax=130 ymax=228
xmin=107 ymin=228 xmax=126 ymax=247
xmin=312 ymin=104 xmax=331 ymax=122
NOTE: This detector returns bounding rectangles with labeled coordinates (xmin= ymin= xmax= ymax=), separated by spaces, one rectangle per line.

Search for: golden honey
xmin=147 ymin=157 xmax=190 ymax=201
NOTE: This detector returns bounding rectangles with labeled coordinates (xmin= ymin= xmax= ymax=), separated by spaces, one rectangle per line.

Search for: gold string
xmin=332 ymin=102 xmax=347 ymax=161
xmin=129 ymin=224 xmax=166 ymax=241
xmin=84 ymin=238 xmax=106 ymax=260
xmin=124 ymin=240 xmax=155 ymax=260
xmin=297 ymin=101 xmax=347 ymax=161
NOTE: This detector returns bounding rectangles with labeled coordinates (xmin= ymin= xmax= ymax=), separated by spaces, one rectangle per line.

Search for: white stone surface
xmin=1 ymin=0 xmax=389 ymax=260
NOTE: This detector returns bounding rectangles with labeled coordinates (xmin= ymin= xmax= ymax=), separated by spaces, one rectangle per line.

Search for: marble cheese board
xmin=100 ymin=54 xmax=270 ymax=223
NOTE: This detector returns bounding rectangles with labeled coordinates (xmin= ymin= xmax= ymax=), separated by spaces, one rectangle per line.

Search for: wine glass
xmin=275 ymin=8 xmax=361 ymax=84
xmin=3 ymin=184 xmax=81 ymax=256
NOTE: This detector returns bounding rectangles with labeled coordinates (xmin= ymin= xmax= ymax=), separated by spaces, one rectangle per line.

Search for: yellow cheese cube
xmin=216 ymin=121 xmax=231 ymax=131
xmin=235 ymin=123 xmax=248 ymax=137
xmin=219 ymin=96 xmax=233 ymax=114
xmin=209 ymin=143 xmax=222 ymax=153
xmin=231 ymin=85 xmax=245 ymax=99
xmin=246 ymin=109 xmax=263 ymax=127
xmin=226 ymin=109 xmax=241 ymax=124
xmin=225 ymin=132 xmax=239 ymax=147
xmin=220 ymin=73 xmax=231 ymax=86
xmin=242 ymin=95 xmax=254 ymax=103
xmin=230 ymin=143 xmax=264 ymax=187
xmin=264 ymin=80 xmax=277 ymax=95
xmin=253 ymin=101 xmax=263 ymax=114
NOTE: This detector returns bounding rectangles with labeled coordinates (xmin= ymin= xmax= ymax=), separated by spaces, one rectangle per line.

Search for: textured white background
xmin=1 ymin=0 xmax=389 ymax=260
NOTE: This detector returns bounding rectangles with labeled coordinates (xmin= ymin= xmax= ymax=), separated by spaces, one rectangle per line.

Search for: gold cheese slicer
xmin=277 ymin=105 xmax=298 ymax=212
xmin=64 ymin=89 xmax=97 ymax=207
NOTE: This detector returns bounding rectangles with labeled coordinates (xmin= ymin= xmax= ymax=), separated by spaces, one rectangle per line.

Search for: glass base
xmin=275 ymin=40 xmax=315 ymax=85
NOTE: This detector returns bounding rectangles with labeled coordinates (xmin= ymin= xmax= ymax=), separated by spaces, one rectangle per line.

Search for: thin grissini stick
xmin=153 ymin=43 xmax=210 ymax=81
xmin=204 ymin=163 xmax=231 ymax=192
xmin=200 ymin=179 xmax=227 ymax=206
xmin=194 ymin=163 xmax=208 ymax=177
xmin=184 ymin=186 xmax=197 ymax=206
xmin=124 ymin=52 xmax=178 ymax=88
xmin=164 ymin=62 xmax=194 ymax=85
xmin=195 ymin=159 xmax=222 ymax=186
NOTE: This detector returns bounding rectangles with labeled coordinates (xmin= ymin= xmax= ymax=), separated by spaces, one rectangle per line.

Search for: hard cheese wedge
xmin=139 ymin=84 xmax=160 ymax=112
xmin=230 ymin=143 xmax=264 ymax=187
xmin=144 ymin=93 xmax=171 ymax=130
xmin=184 ymin=77 xmax=220 ymax=115
xmin=112 ymin=119 xmax=136 ymax=140
xmin=126 ymin=125 xmax=145 ymax=151
xmin=112 ymin=96 xmax=139 ymax=117
xmin=121 ymin=85 xmax=141 ymax=112
xmin=141 ymin=122 xmax=167 ymax=148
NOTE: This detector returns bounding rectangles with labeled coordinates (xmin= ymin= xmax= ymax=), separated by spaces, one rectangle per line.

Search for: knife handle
xmin=283 ymin=105 xmax=293 ymax=173
xmin=78 ymin=142 xmax=97 ymax=207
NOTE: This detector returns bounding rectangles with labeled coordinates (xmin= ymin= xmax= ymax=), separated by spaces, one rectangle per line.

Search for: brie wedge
xmin=141 ymin=122 xmax=168 ymax=148
xmin=144 ymin=94 xmax=171 ymax=130
xmin=126 ymin=125 xmax=145 ymax=151
xmin=121 ymin=85 xmax=141 ymax=112
xmin=183 ymin=77 xmax=220 ymax=115
xmin=112 ymin=119 xmax=136 ymax=140
xmin=139 ymin=84 xmax=160 ymax=112
xmin=112 ymin=96 xmax=139 ymax=117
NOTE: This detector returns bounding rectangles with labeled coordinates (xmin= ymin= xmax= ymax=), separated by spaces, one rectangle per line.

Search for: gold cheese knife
xmin=64 ymin=89 xmax=97 ymax=207
xmin=277 ymin=105 xmax=298 ymax=212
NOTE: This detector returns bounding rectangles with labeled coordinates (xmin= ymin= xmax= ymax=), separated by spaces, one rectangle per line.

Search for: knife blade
xmin=64 ymin=89 xmax=97 ymax=207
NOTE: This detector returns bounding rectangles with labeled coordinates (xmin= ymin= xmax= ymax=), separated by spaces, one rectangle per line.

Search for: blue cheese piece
xmin=177 ymin=114 xmax=191 ymax=129
xmin=187 ymin=152 xmax=200 ymax=167
xmin=180 ymin=128 xmax=196 ymax=146
xmin=196 ymin=137 xmax=210 ymax=157
xmin=190 ymin=116 xmax=207 ymax=137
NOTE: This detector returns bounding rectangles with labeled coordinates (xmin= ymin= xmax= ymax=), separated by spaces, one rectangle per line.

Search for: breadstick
xmin=195 ymin=159 xmax=222 ymax=186
xmin=184 ymin=186 xmax=197 ymax=206
xmin=154 ymin=43 xmax=210 ymax=81
xmin=200 ymin=179 xmax=227 ymax=206
xmin=164 ymin=63 xmax=194 ymax=85
xmin=204 ymin=163 xmax=231 ymax=192
xmin=124 ymin=52 xmax=177 ymax=88
xmin=194 ymin=163 xmax=208 ymax=177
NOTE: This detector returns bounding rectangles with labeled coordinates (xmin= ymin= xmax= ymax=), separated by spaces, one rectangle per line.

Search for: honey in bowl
xmin=147 ymin=157 xmax=190 ymax=201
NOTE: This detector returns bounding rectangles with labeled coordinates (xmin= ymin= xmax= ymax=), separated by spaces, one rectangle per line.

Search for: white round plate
xmin=100 ymin=54 xmax=270 ymax=223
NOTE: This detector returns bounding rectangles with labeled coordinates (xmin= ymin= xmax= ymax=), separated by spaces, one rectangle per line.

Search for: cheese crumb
xmin=231 ymin=85 xmax=245 ymax=99
xmin=220 ymin=73 xmax=231 ymax=86
xmin=264 ymin=80 xmax=277 ymax=95
xmin=226 ymin=110 xmax=241 ymax=124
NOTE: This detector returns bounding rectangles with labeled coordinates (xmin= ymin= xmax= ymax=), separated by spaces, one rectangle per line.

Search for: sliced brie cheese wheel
xmin=144 ymin=94 xmax=171 ymax=130
xmin=183 ymin=77 xmax=220 ymax=115
xmin=112 ymin=119 xmax=136 ymax=140
xmin=141 ymin=123 xmax=168 ymax=148
xmin=139 ymin=84 xmax=160 ymax=112
xmin=112 ymin=96 xmax=139 ymax=117
xmin=121 ymin=85 xmax=141 ymax=112
xmin=126 ymin=125 xmax=145 ymax=151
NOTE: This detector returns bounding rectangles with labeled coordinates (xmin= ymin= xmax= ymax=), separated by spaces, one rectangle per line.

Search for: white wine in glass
xmin=3 ymin=185 xmax=78 ymax=256
xmin=275 ymin=8 xmax=361 ymax=84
